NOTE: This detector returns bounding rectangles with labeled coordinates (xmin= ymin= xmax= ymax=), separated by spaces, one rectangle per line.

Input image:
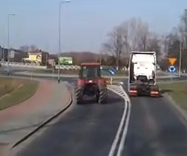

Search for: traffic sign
xmin=168 ymin=65 xmax=176 ymax=73
xmin=109 ymin=69 xmax=115 ymax=75
xmin=168 ymin=57 xmax=177 ymax=65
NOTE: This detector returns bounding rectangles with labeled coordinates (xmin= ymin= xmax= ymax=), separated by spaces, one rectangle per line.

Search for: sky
xmin=0 ymin=0 xmax=187 ymax=53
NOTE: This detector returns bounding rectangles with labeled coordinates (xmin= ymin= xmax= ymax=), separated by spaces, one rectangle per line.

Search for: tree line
xmin=17 ymin=9 xmax=187 ymax=70
xmin=102 ymin=9 xmax=187 ymax=71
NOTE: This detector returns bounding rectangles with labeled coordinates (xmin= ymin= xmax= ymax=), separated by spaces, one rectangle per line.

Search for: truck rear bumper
xmin=128 ymin=83 xmax=159 ymax=97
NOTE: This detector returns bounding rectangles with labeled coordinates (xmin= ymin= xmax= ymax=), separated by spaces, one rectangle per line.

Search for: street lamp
xmin=179 ymin=41 xmax=182 ymax=77
xmin=58 ymin=0 xmax=70 ymax=83
xmin=7 ymin=13 xmax=16 ymax=75
xmin=179 ymin=38 xmax=187 ymax=76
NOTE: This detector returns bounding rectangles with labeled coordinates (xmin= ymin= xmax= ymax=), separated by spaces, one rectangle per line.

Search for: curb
xmin=164 ymin=93 xmax=187 ymax=128
xmin=6 ymin=85 xmax=73 ymax=151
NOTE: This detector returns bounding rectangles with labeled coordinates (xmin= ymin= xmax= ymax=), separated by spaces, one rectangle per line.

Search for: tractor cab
xmin=79 ymin=62 xmax=101 ymax=79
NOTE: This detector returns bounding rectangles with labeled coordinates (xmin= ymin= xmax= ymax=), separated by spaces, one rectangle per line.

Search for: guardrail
xmin=0 ymin=62 xmax=81 ymax=70
xmin=55 ymin=65 xmax=81 ymax=70
xmin=0 ymin=62 xmax=117 ymax=70
xmin=0 ymin=62 xmax=169 ymax=74
xmin=0 ymin=62 xmax=47 ymax=69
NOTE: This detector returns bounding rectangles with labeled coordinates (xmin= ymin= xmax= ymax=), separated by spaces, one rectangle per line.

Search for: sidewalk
xmin=0 ymin=79 xmax=72 ymax=155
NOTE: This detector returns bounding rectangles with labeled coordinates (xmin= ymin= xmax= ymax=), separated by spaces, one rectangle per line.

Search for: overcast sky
xmin=0 ymin=0 xmax=186 ymax=53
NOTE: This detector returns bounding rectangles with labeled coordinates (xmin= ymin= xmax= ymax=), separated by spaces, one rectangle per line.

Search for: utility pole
xmin=58 ymin=2 xmax=62 ymax=83
xmin=7 ymin=14 xmax=16 ymax=75
xmin=58 ymin=0 xmax=70 ymax=83
xmin=179 ymin=41 xmax=182 ymax=77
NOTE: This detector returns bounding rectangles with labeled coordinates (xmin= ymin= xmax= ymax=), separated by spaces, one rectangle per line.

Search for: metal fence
xmin=0 ymin=61 xmax=127 ymax=71
xmin=0 ymin=61 xmax=47 ymax=69
xmin=0 ymin=61 xmax=81 ymax=70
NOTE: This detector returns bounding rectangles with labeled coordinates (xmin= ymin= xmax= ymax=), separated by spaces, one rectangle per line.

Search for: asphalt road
xmin=13 ymin=91 xmax=125 ymax=156
xmin=1 ymin=71 xmax=187 ymax=85
xmin=121 ymin=84 xmax=187 ymax=156
xmin=3 ymin=69 xmax=187 ymax=156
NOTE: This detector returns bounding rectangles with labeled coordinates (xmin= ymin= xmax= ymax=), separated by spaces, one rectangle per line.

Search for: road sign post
xmin=108 ymin=68 xmax=115 ymax=85
xmin=30 ymin=62 xmax=34 ymax=81
xmin=110 ymin=77 xmax=113 ymax=85
xmin=167 ymin=57 xmax=177 ymax=80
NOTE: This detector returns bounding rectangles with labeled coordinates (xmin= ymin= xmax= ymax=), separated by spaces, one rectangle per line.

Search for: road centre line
xmin=107 ymin=85 xmax=131 ymax=156
xmin=117 ymin=101 xmax=131 ymax=156
xmin=107 ymin=87 xmax=128 ymax=156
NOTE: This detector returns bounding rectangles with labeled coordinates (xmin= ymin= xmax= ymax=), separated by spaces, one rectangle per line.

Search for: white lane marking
xmin=116 ymin=86 xmax=131 ymax=156
xmin=119 ymin=85 xmax=130 ymax=102
xmin=107 ymin=85 xmax=131 ymax=156
xmin=117 ymin=101 xmax=131 ymax=156
xmin=107 ymin=87 xmax=128 ymax=156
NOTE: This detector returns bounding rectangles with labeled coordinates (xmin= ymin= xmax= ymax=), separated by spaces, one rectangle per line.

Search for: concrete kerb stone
xmin=3 ymin=83 xmax=73 ymax=154
xmin=164 ymin=93 xmax=187 ymax=128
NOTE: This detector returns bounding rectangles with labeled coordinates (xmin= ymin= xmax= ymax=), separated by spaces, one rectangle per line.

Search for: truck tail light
xmin=77 ymin=79 xmax=85 ymax=85
xmin=151 ymin=91 xmax=159 ymax=95
xmin=129 ymin=90 xmax=137 ymax=93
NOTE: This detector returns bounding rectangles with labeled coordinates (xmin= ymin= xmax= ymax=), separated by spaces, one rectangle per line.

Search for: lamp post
xmin=179 ymin=41 xmax=182 ymax=77
xmin=7 ymin=13 xmax=16 ymax=75
xmin=58 ymin=0 xmax=70 ymax=83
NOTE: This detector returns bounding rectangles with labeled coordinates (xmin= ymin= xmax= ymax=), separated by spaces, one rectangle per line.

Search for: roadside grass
xmin=159 ymin=82 xmax=187 ymax=111
xmin=0 ymin=77 xmax=39 ymax=110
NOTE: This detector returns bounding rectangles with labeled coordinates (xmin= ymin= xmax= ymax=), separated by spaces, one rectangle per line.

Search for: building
xmin=9 ymin=49 xmax=27 ymax=62
xmin=23 ymin=50 xmax=49 ymax=65
xmin=0 ymin=47 xmax=8 ymax=61
xmin=0 ymin=46 xmax=26 ymax=62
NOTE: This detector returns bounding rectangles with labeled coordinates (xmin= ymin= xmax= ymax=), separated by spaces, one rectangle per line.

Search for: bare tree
xmin=120 ymin=17 xmax=150 ymax=51
xmin=30 ymin=45 xmax=38 ymax=51
xmin=102 ymin=17 xmax=155 ymax=69
xmin=179 ymin=9 xmax=187 ymax=47
xmin=102 ymin=25 xmax=128 ymax=69
xmin=102 ymin=8 xmax=187 ymax=70
xmin=19 ymin=45 xmax=29 ymax=52
xmin=159 ymin=35 xmax=170 ymax=57
xmin=146 ymin=33 xmax=161 ymax=56
xmin=19 ymin=45 xmax=38 ymax=52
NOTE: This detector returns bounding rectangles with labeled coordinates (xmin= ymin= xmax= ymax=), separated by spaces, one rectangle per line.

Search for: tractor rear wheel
xmin=75 ymin=86 xmax=83 ymax=104
xmin=98 ymin=87 xmax=107 ymax=104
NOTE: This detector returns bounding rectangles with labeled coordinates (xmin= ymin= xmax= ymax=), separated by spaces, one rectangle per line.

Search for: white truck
xmin=128 ymin=51 xmax=159 ymax=97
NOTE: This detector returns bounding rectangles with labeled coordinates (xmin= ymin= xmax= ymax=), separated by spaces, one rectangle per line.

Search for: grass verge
xmin=0 ymin=77 xmax=39 ymax=110
xmin=159 ymin=82 xmax=187 ymax=111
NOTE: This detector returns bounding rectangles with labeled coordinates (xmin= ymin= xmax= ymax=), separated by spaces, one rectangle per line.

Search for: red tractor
xmin=75 ymin=62 xmax=108 ymax=104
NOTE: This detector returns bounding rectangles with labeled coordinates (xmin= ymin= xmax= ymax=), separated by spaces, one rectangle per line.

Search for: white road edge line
xmin=117 ymin=102 xmax=131 ymax=155
xmin=107 ymin=87 xmax=128 ymax=156
xmin=116 ymin=86 xmax=131 ymax=156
